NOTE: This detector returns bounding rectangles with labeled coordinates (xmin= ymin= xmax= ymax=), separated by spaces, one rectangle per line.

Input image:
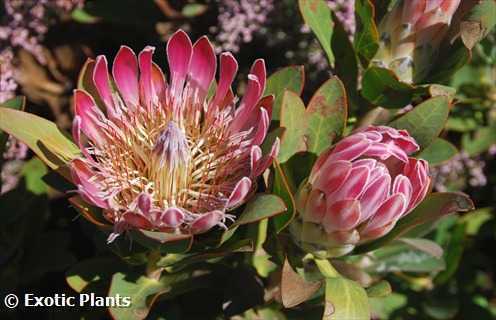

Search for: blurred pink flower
xmin=0 ymin=0 xmax=84 ymax=64
xmin=328 ymin=0 xmax=355 ymax=37
xmin=71 ymin=30 xmax=279 ymax=242
xmin=292 ymin=126 xmax=430 ymax=256
xmin=213 ymin=0 xmax=274 ymax=53
xmin=431 ymin=151 xmax=488 ymax=192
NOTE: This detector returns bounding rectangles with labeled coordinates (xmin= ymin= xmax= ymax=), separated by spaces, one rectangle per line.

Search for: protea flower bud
xmin=290 ymin=126 xmax=430 ymax=257
xmin=70 ymin=30 xmax=279 ymax=242
xmin=373 ymin=0 xmax=461 ymax=83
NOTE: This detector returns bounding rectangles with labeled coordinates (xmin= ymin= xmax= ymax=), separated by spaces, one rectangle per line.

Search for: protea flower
xmin=291 ymin=126 xmax=430 ymax=257
xmin=71 ymin=30 xmax=279 ymax=242
xmin=373 ymin=0 xmax=461 ymax=83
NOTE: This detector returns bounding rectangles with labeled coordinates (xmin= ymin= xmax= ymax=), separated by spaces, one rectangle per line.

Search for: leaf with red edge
xmin=305 ymin=77 xmax=348 ymax=156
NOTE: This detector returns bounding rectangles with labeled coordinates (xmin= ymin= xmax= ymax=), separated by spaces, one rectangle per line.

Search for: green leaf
xmin=305 ymin=77 xmax=347 ymax=156
xmin=279 ymin=91 xmax=308 ymax=163
xmin=265 ymin=66 xmax=305 ymax=121
xmin=232 ymin=194 xmax=287 ymax=227
xmin=434 ymin=222 xmax=466 ymax=285
xmin=354 ymin=192 xmax=474 ymax=254
xmin=71 ymin=8 xmax=100 ymax=23
xmin=367 ymin=243 xmax=445 ymax=273
xmin=331 ymin=14 xmax=360 ymax=109
xmin=160 ymin=239 xmax=253 ymax=272
xmin=0 ymin=97 xmax=25 ymax=175
xmin=389 ymin=96 xmax=450 ymax=148
xmin=446 ymin=117 xmax=478 ymax=132
xmin=66 ymin=257 xmax=124 ymax=293
xmin=130 ymin=230 xmax=193 ymax=254
xmin=252 ymin=219 xmax=277 ymax=278
xmin=462 ymin=126 xmax=496 ymax=156
xmin=354 ymin=0 xmax=379 ymax=66
xmin=323 ymin=277 xmax=370 ymax=320
xmin=369 ymin=293 xmax=407 ymax=320
xmin=299 ymin=0 xmax=334 ymax=66
xmin=108 ymin=271 xmax=190 ymax=320
xmin=0 ymin=108 xmax=80 ymax=176
xmin=272 ymin=161 xmax=297 ymax=233
xmin=417 ymin=138 xmax=458 ymax=165
xmin=366 ymin=280 xmax=392 ymax=298
xmin=21 ymin=158 xmax=48 ymax=195
xmin=0 ymin=96 xmax=25 ymax=110
xmin=361 ymin=67 xmax=414 ymax=108
xmin=427 ymin=44 xmax=470 ymax=83
xmin=181 ymin=3 xmax=208 ymax=17
xmin=460 ymin=208 xmax=493 ymax=236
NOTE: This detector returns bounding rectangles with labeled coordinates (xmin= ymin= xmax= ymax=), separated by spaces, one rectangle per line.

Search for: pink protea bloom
xmin=374 ymin=0 xmax=461 ymax=83
xmin=70 ymin=30 xmax=279 ymax=242
xmin=292 ymin=126 xmax=430 ymax=256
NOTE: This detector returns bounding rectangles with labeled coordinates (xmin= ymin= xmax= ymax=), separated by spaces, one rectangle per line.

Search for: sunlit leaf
xmin=0 ymin=108 xmax=80 ymax=178
xmin=66 ymin=257 xmax=124 ymax=293
xmin=0 ymin=97 xmax=25 ymax=177
xmin=299 ymin=0 xmax=334 ymax=66
xmin=323 ymin=277 xmax=370 ymax=320
xmin=366 ymin=280 xmax=392 ymax=298
xmin=108 ymin=271 xmax=190 ymax=320
xmin=21 ymin=158 xmax=48 ymax=195
xmin=181 ymin=3 xmax=208 ymax=17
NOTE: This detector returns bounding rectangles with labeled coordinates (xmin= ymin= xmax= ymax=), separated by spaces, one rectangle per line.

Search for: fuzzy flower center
xmin=92 ymin=95 xmax=250 ymax=218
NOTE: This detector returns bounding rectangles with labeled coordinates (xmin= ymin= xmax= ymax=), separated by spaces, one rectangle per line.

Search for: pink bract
xmin=70 ymin=30 xmax=279 ymax=242
xmin=294 ymin=126 xmax=430 ymax=255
